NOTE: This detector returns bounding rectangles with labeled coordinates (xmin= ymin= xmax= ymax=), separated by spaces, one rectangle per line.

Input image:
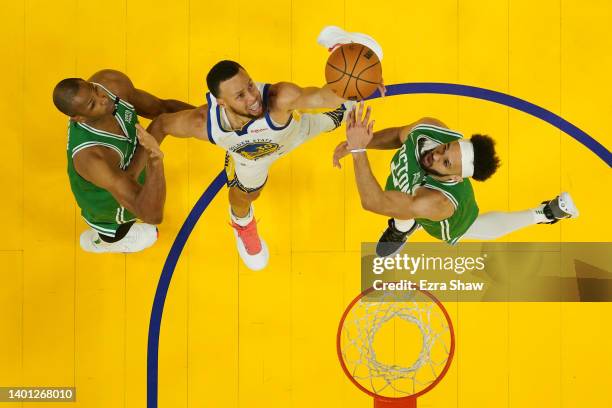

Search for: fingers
xmin=135 ymin=123 xmax=164 ymax=159
xmin=346 ymin=107 xmax=353 ymax=129
xmin=333 ymin=155 xmax=341 ymax=169
xmin=363 ymin=105 xmax=371 ymax=126
xmin=355 ymin=102 xmax=371 ymax=126
xmin=377 ymin=78 xmax=387 ymax=97
xmin=333 ymin=141 xmax=348 ymax=168
xmin=135 ymin=123 xmax=148 ymax=138
xmin=356 ymin=102 xmax=364 ymax=124
xmin=368 ymin=119 xmax=375 ymax=135
xmin=378 ymin=85 xmax=386 ymax=97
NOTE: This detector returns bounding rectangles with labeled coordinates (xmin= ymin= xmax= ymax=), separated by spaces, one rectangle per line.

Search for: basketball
xmin=325 ymin=43 xmax=382 ymax=100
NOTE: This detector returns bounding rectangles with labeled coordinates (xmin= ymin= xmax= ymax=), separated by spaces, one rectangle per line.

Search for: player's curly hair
xmin=470 ymin=134 xmax=501 ymax=181
xmin=206 ymin=60 xmax=244 ymax=98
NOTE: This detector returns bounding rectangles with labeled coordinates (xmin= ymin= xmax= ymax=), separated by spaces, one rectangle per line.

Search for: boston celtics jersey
xmin=384 ymin=124 xmax=479 ymax=244
xmin=66 ymin=82 xmax=140 ymax=238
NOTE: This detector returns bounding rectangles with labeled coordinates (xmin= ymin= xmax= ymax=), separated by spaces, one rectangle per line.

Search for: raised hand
xmin=333 ymin=140 xmax=350 ymax=168
xmin=346 ymin=102 xmax=375 ymax=150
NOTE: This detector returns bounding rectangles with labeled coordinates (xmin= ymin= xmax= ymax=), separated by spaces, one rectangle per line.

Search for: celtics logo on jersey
xmin=234 ymin=142 xmax=280 ymax=160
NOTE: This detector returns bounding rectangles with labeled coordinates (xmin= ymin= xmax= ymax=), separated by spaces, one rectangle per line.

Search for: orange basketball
xmin=325 ymin=43 xmax=382 ymax=100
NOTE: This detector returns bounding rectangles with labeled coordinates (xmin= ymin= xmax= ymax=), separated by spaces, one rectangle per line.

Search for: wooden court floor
xmin=0 ymin=0 xmax=611 ymax=407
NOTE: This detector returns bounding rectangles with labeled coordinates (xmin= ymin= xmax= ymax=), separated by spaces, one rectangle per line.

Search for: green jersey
xmin=384 ymin=124 xmax=479 ymax=244
xmin=66 ymin=82 xmax=142 ymax=238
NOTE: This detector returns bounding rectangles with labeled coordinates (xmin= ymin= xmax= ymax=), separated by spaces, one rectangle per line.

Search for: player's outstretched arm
xmin=272 ymin=82 xmax=347 ymax=111
xmin=130 ymin=87 xmax=195 ymax=118
xmin=345 ymin=103 xmax=454 ymax=220
xmin=124 ymin=106 xmax=208 ymax=181
xmin=147 ymin=106 xmax=209 ymax=142
xmin=353 ymin=171 xmax=454 ymax=220
xmin=90 ymin=69 xmax=195 ymax=118
xmin=73 ymin=126 xmax=166 ymax=224
xmin=333 ymin=117 xmax=448 ymax=168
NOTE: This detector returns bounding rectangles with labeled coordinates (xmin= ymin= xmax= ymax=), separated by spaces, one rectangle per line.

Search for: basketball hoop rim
xmin=336 ymin=287 xmax=456 ymax=402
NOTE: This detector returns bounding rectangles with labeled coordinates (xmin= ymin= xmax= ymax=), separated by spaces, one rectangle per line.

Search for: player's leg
xmin=225 ymin=153 xmax=270 ymax=270
xmin=463 ymin=192 xmax=579 ymax=240
xmin=80 ymin=220 xmax=158 ymax=253
xmin=229 ymin=186 xmax=262 ymax=219
xmin=297 ymin=102 xmax=356 ymax=142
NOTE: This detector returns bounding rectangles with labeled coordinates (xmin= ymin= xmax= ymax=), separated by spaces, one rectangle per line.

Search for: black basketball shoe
xmin=375 ymin=219 xmax=420 ymax=257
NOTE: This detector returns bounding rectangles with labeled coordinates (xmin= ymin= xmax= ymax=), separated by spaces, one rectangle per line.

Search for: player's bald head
xmin=53 ymin=78 xmax=86 ymax=116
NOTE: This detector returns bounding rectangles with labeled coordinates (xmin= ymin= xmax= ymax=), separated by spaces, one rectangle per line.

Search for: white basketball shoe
xmin=538 ymin=192 xmax=580 ymax=224
xmin=80 ymin=223 xmax=158 ymax=253
xmin=230 ymin=218 xmax=269 ymax=271
xmin=317 ymin=25 xmax=384 ymax=60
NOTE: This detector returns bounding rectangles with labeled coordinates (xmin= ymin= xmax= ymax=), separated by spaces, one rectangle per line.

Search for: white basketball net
xmin=340 ymin=291 xmax=452 ymax=398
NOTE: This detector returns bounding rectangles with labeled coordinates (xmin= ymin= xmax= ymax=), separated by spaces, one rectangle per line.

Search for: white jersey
xmin=206 ymin=83 xmax=313 ymax=166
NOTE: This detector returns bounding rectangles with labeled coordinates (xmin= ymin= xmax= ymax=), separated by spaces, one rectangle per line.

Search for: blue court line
xmin=147 ymin=170 xmax=226 ymax=408
xmin=369 ymin=83 xmax=612 ymax=166
xmin=146 ymin=82 xmax=611 ymax=408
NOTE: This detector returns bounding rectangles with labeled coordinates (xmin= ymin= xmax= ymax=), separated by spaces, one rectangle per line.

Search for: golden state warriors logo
xmin=234 ymin=142 xmax=280 ymax=160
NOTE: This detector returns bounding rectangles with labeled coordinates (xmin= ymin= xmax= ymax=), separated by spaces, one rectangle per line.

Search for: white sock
xmin=394 ymin=219 xmax=416 ymax=232
xmin=463 ymin=208 xmax=548 ymax=240
xmin=532 ymin=203 xmax=551 ymax=224
xmin=230 ymin=205 xmax=253 ymax=227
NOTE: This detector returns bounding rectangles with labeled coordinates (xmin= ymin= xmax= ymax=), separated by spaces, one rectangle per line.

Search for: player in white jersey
xmin=148 ymin=26 xmax=383 ymax=270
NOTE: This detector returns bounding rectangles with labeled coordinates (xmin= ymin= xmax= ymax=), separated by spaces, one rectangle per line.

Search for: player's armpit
xmin=365 ymin=188 xmax=454 ymax=221
xmin=89 ymin=69 xmax=135 ymax=101
xmin=148 ymin=105 xmax=209 ymax=141
xmin=272 ymin=82 xmax=345 ymax=111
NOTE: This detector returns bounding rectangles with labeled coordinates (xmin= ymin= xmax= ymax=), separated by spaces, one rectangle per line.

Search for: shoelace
xmin=382 ymin=224 xmax=407 ymax=242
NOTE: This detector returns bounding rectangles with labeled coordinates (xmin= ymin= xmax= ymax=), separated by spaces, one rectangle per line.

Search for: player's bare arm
xmin=147 ymin=105 xmax=209 ymax=142
xmin=89 ymin=69 xmax=195 ymax=118
xmin=351 ymin=163 xmax=454 ymax=220
xmin=333 ymin=117 xmax=448 ymax=168
xmin=270 ymin=82 xmax=348 ymax=114
xmin=87 ymin=69 xmax=195 ymax=180
xmin=346 ymin=103 xmax=454 ymax=220
xmin=73 ymin=126 xmax=166 ymax=224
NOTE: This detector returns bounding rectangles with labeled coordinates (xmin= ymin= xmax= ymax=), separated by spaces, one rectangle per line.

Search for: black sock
xmin=99 ymin=221 xmax=136 ymax=243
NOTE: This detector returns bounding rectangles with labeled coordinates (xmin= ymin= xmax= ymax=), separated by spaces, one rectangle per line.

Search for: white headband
xmin=458 ymin=140 xmax=474 ymax=178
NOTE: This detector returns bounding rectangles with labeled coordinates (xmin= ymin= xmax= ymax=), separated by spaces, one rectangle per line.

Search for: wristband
xmin=350 ymin=148 xmax=367 ymax=154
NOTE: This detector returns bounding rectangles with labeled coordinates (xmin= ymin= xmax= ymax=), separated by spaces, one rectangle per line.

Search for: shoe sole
xmin=318 ymin=25 xmax=384 ymax=60
xmin=79 ymin=225 xmax=158 ymax=253
xmin=559 ymin=192 xmax=579 ymax=218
